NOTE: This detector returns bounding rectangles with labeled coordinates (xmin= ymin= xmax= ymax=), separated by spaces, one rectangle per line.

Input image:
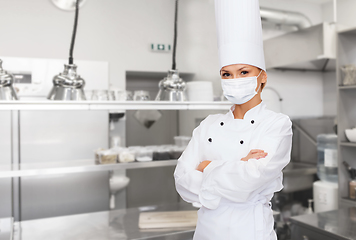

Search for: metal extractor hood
xmin=261 ymin=7 xmax=312 ymax=30
xmin=264 ymin=22 xmax=336 ymax=71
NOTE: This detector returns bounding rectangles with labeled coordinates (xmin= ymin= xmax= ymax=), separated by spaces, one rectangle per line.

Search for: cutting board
xmin=139 ymin=210 xmax=198 ymax=229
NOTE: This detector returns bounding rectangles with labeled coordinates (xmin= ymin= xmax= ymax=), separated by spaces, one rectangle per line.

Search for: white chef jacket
xmin=174 ymin=102 xmax=292 ymax=240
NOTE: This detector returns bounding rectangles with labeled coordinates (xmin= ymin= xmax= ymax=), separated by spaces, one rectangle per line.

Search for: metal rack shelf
xmin=337 ymin=28 xmax=356 ymax=208
xmin=338 ymin=26 xmax=356 ymax=35
xmin=340 ymin=197 xmax=356 ymax=207
xmin=340 ymin=142 xmax=356 ymax=147
xmin=0 ymin=159 xmax=178 ymax=178
xmin=338 ymin=85 xmax=356 ymax=90
xmin=0 ymin=101 xmax=232 ymax=111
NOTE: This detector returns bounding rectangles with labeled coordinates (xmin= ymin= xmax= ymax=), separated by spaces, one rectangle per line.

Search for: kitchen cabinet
xmin=336 ymin=27 xmax=356 ymax=208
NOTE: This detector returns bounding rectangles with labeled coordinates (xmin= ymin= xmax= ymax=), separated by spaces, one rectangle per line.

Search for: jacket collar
xmin=227 ymin=101 xmax=266 ymax=122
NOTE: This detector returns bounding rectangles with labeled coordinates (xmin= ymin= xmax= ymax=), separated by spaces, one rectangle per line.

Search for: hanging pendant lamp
xmin=48 ymin=0 xmax=86 ymax=101
xmin=51 ymin=0 xmax=87 ymax=11
xmin=0 ymin=59 xmax=19 ymax=101
xmin=155 ymin=0 xmax=186 ymax=102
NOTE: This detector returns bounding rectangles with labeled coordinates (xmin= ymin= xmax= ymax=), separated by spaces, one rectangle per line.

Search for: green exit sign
xmin=151 ymin=44 xmax=172 ymax=52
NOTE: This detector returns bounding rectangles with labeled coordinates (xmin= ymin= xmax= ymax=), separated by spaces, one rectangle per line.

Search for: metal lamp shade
xmin=51 ymin=0 xmax=88 ymax=11
xmin=0 ymin=59 xmax=19 ymax=101
xmin=155 ymin=70 xmax=186 ymax=101
xmin=47 ymin=64 xmax=86 ymax=101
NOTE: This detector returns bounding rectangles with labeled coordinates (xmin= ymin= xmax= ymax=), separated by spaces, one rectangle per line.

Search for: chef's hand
xmin=241 ymin=149 xmax=268 ymax=161
xmin=196 ymin=161 xmax=211 ymax=172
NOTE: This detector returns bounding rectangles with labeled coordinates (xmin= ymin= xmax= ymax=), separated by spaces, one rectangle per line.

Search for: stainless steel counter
xmin=11 ymin=202 xmax=282 ymax=240
xmin=290 ymin=207 xmax=356 ymax=240
xmin=13 ymin=203 xmax=196 ymax=240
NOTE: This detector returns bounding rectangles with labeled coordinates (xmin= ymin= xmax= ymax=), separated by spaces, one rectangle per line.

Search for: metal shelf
xmin=337 ymin=21 xmax=356 ymax=210
xmin=340 ymin=142 xmax=356 ymax=147
xmin=0 ymin=159 xmax=178 ymax=178
xmin=338 ymin=26 xmax=356 ymax=35
xmin=0 ymin=101 xmax=232 ymax=111
xmin=339 ymin=85 xmax=356 ymax=90
xmin=340 ymin=197 xmax=356 ymax=207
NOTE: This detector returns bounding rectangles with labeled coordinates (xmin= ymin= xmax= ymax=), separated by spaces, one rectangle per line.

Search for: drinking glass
xmin=133 ymin=90 xmax=150 ymax=101
xmin=92 ymin=90 xmax=109 ymax=101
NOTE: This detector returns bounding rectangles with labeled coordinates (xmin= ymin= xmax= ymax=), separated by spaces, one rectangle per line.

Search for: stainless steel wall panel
xmin=19 ymin=110 xmax=109 ymax=220
xmin=126 ymin=166 xmax=177 ymax=208
xmin=291 ymin=117 xmax=335 ymax=164
xmin=0 ymin=111 xmax=12 ymax=218
xmin=126 ymin=110 xmax=178 ymax=146
xmin=0 ymin=179 xmax=12 ymax=218
xmin=20 ymin=172 xmax=109 ymax=220
xmin=20 ymin=110 xmax=109 ymax=163
xmin=0 ymin=111 xmax=11 ymax=164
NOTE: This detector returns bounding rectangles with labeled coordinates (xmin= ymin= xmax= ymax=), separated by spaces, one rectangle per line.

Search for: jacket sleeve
xmin=200 ymin=115 xmax=293 ymax=209
xmin=174 ymin=125 xmax=204 ymax=204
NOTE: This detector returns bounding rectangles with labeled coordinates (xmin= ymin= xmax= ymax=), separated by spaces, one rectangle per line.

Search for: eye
xmin=222 ymin=72 xmax=231 ymax=77
xmin=241 ymin=71 xmax=249 ymax=75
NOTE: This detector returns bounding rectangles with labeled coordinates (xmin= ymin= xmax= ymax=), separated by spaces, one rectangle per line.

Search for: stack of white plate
xmin=186 ymin=81 xmax=214 ymax=101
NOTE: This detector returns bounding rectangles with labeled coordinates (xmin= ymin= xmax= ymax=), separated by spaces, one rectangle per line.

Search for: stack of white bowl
xmin=345 ymin=128 xmax=356 ymax=142
xmin=186 ymin=81 xmax=214 ymax=101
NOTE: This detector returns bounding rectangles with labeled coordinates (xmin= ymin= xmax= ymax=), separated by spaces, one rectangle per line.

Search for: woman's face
xmin=220 ymin=64 xmax=261 ymax=79
xmin=220 ymin=64 xmax=267 ymax=91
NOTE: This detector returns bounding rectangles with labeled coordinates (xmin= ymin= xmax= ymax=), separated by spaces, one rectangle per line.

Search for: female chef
xmin=174 ymin=0 xmax=293 ymax=239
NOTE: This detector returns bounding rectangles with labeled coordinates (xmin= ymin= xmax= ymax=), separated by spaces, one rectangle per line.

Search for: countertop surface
xmin=13 ymin=203 xmax=196 ymax=240
xmin=290 ymin=207 xmax=356 ymax=240
xmin=12 ymin=202 xmax=281 ymax=240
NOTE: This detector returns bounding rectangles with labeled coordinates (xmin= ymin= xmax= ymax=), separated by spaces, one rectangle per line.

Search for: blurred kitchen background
xmin=1 ymin=0 xmax=356 ymax=239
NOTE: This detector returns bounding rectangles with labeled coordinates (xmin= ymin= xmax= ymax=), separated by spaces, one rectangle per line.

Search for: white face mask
xmin=221 ymin=70 xmax=262 ymax=105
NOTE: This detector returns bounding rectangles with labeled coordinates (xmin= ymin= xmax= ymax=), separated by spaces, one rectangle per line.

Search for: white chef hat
xmin=215 ymin=0 xmax=266 ymax=71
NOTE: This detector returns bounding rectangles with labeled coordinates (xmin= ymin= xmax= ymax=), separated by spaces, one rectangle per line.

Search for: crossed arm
xmin=196 ymin=149 xmax=268 ymax=172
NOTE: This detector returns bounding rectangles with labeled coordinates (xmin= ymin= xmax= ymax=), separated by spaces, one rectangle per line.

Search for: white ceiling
xmin=299 ymin=0 xmax=332 ymax=4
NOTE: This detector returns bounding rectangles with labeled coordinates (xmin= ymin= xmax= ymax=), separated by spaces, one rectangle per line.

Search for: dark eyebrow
xmin=220 ymin=69 xmax=230 ymax=75
xmin=238 ymin=67 xmax=248 ymax=71
xmin=220 ymin=66 xmax=249 ymax=74
xmin=221 ymin=67 xmax=248 ymax=73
